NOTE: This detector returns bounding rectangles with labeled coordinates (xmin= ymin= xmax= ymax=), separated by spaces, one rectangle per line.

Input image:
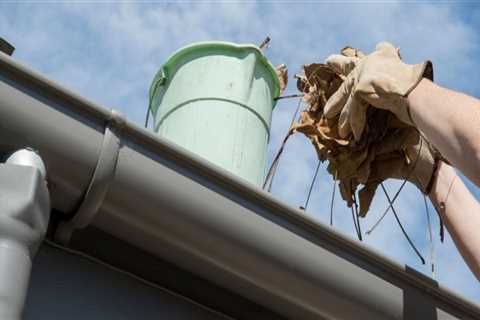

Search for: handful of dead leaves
xmin=290 ymin=47 xmax=422 ymax=216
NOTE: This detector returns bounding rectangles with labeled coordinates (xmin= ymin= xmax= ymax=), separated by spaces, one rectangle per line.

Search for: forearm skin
xmin=409 ymin=79 xmax=480 ymax=187
xmin=428 ymin=162 xmax=480 ymax=280
xmin=409 ymin=79 xmax=480 ymax=280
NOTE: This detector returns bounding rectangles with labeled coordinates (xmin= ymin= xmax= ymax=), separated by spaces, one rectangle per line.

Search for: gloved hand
xmin=358 ymin=132 xmax=439 ymax=215
xmin=375 ymin=132 xmax=437 ymax=192
xmin=324 ymin=42 xmax=433 ymax=141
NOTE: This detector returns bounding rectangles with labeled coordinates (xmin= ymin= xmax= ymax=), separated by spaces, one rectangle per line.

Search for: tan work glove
xmin=375 ymin=132 xmax=436 ymax=192
xmin=358 ymin=133 xmax=438 ymax=215
xmin=324 ymin=42 xmax=433 ymax=141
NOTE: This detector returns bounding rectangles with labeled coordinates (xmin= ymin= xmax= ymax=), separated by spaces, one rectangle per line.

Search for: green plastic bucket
xmin=149 ymin=41 xmax=280 ymax=186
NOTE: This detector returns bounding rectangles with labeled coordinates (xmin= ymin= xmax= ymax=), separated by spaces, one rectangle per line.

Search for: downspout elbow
xmin=0 ymin=149 xmax=50 ymax=319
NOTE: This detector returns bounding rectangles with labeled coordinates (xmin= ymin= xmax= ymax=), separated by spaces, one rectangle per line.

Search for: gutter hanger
xmin=55 ymin=110 xmax=124 ymax=245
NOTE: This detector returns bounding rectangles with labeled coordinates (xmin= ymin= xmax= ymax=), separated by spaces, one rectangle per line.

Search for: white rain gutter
xmin=0 ymin=52 xmax=479 ymax=319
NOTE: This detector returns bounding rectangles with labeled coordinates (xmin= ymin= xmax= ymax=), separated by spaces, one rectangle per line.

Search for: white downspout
xmin=0 ymin=149 xmax=50 ymax=319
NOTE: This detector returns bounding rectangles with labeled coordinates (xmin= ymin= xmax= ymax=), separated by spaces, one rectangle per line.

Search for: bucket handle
xmin=148 ymin=67 xmax=167 ymax=117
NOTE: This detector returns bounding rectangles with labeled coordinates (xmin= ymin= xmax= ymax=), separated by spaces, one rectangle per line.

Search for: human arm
xmin=323 ymin=42 xmax=480 ymax=279
xmin=409 ymin=78 xmax=480 ymax=187
xmin=428 ymin=161 xmax=480 ymax=280
xmin=408 ymin=70 xmax=480 ymax=280
xmin=325 ymin=43 xmax=480 ymax=187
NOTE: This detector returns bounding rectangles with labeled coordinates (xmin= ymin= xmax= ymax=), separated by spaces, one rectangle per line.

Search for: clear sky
xmin=2 ymin=1 xmax=479 ymax=303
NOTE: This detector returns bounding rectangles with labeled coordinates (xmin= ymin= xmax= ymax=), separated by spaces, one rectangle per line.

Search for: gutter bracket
xmin=55 ymin=109 xmax=125 ymax=245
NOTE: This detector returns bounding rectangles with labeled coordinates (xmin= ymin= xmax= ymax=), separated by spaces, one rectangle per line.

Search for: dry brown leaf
xmin=341 ymin=46 xmax=365 ymax=58
xmin=290 ymin=47 xmax=420 ymax=216
xmin=276 ymin=64 xmax=288 ymax=95
xmin=358 ymin=183 xmax=378 ymax=217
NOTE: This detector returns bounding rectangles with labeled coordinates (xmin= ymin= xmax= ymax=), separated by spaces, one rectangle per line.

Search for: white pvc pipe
xmin=6 ymin=148 xmax=46 ymax=179
xmin=0 ymin=241 xmax=31 ymax=320
xmin=0 ymin=149 xmax=50 ymax=319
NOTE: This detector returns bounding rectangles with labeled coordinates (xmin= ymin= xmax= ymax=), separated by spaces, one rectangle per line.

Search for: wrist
xmin=407 ymin=78 xmax=438 ymax=126
xmin=401 ymin=62 xmax=434 ymax=126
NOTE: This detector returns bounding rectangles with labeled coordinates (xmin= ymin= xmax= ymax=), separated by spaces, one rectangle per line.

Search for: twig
xmin=303 ymin=160 xmax=321 ymax=211
xmin=350 ymin=205 xmax=361 ymax=240
xmin=144 ymin=107 xmax=151 ymax=129
xmin=365 ymin=179 xmax=408 ymax=235
xmin=275 ymin=94 xmax=305 ymax=101
xmin=263 ymin=97 xmax=303 ymax=191
xmin=259 ymin=36 xmax=271 ymax=50
xmin=424 ymin=195 xmax=436 ymax=279
xmin=366 ymin=137 xmax=424 ymax=235
xmin=440 ymin=218 xmax=445 ymax=243
xmin=381 ymin=183 xmax=425 ymax=265
xmin=294 ymin=74 xmax=306 ymax=80
xmin=329 ymin=171 xmax=337 ymax=226
xmin=353 ymin=191 xmax=363 ymax=241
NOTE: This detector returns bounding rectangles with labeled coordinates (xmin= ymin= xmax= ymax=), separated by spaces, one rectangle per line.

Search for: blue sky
xmin=2 ymin=2 xmax=479 ymax=303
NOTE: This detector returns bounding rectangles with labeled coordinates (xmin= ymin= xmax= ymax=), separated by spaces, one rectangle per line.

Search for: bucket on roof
xmin=149 ymin=41 xmax=280 ymax=186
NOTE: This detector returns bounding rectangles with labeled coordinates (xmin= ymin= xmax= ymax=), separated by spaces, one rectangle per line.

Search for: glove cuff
xmin=409 ymin=136 xmax=438 ymax=193
xmin=424 ymin=158 xmax=441 ymax=195
xmin=403 ymin=61 xmax=434 ymax=126
xmin=406 ymin=60 xmax=434 ymax=96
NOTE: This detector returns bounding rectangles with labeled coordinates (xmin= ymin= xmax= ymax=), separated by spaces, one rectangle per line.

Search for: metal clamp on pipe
xmin=0 ymin=149 xmax=50 ymax=319
xmin=55 ymin=110 xmax=124 ymax=245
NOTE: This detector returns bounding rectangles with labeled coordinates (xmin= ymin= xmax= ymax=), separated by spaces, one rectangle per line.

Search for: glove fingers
xmin=348 ymin=96 xmax=369 ymax=141
xmin=369 ymin=156 xmax=407 ymax=181
xmin=375 ymin=127 xmax=419 ymax=155
xmin=338 ymin=98 xmax=352 ymax=139
xmin=324 ymin=74 xmax=355 ymax=119
xmin=375 ymin=41 xmax=401 ymax=59
xmin=325 ymin=54 xmax=359 ymax=76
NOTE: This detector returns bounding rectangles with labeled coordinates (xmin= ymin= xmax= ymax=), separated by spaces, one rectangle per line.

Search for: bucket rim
xmin=148 ymin=41 xmax=281 ymax=115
